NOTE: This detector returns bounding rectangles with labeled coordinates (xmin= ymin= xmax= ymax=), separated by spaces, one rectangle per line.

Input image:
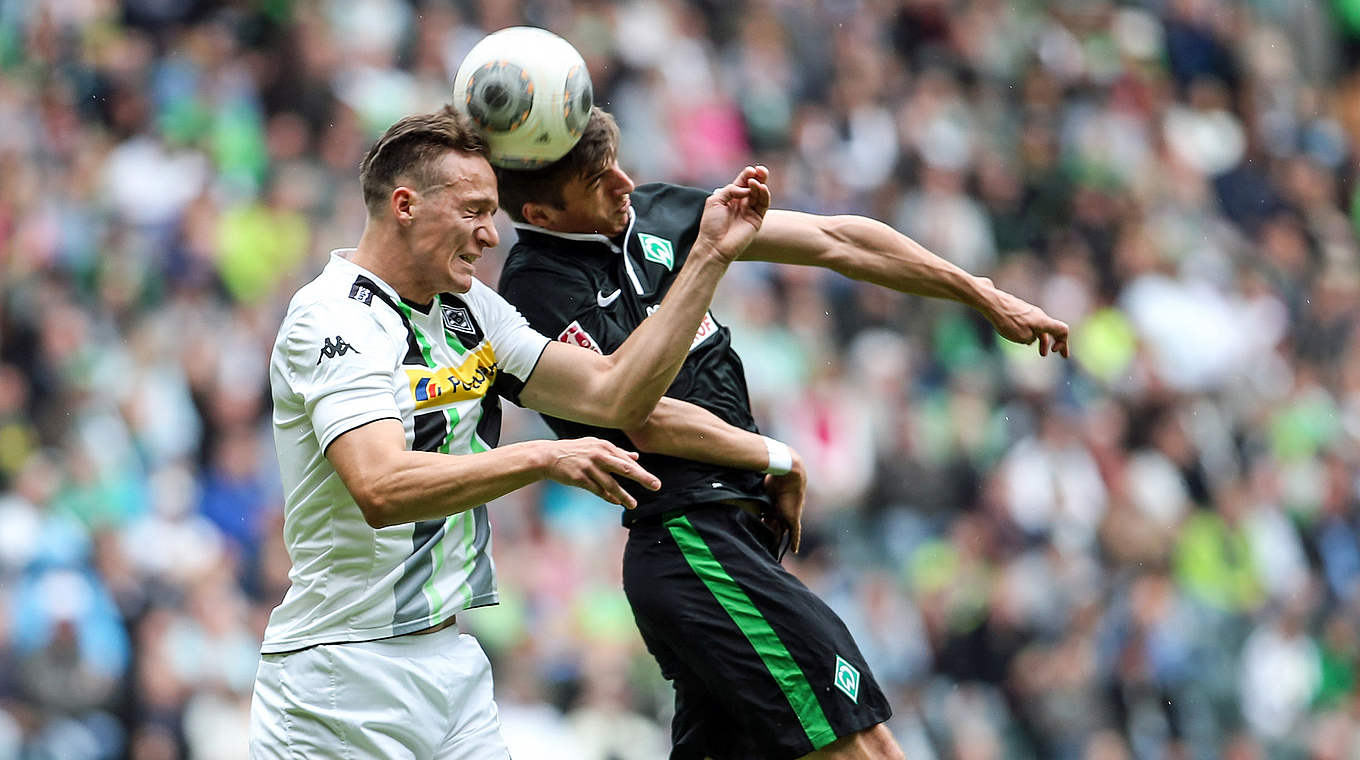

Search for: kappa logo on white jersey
xmin=317 ymin=335 xmax=360 ymax=364
xmin=558 ymin=320 xmax=603 ymax=354
xmin=441 ymin=305 xmax=475 ymax=334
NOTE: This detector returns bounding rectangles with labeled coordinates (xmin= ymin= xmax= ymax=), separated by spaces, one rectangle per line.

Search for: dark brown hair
xmin=359 ymin=106 xmax=488 ymax=214
xmin=494 ymin=107 xmax=621 ymax=223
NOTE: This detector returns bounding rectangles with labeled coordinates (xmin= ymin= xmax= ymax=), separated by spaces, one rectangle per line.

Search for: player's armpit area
xmin=320 ymin=416 xmax=401 ymax=457
xmin=324 ymin=418 xmax=415 ymax=526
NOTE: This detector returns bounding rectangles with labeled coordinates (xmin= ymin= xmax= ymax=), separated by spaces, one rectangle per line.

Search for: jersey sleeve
xmin=465 ymin=280 xmax=552 ymax=400
xmin=279 ymin=300 xmax=402 ymax=452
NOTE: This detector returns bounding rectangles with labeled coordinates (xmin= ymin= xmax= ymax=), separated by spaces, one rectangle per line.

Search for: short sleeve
xmin=279 ymin=300 xmax=402 ymax=452
xmin=465 ymin=280 xmax=551 ymax=385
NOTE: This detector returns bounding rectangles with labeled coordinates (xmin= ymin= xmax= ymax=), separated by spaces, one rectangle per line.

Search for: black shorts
xmin=623 ymin=504 xmax=892 ymax=760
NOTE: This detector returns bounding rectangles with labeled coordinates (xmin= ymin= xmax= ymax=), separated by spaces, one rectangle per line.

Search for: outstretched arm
xmin=519 ymin=166 xmax=771 ymax=428
xmin=742 ymin=211 xmax=1070 ymax=357
xmin=622 ymin=397 xmax=806 ymax=553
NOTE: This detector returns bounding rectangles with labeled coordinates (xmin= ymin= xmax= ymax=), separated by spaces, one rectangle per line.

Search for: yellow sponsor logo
xmin=406 ymin=342 xmax=498 ymax=409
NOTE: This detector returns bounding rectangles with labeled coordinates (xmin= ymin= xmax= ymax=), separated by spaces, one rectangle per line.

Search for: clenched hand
xmin=696 ymin=165 xmax=772 ymax=262
xmin=977 ymin=277 xmax=1070 ymax=358
xmin=762 ymin=449 xmax=806 ymax=556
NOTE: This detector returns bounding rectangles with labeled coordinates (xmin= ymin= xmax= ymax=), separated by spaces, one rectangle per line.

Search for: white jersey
xmin=262 ymin=250 xmax=550 ymax=653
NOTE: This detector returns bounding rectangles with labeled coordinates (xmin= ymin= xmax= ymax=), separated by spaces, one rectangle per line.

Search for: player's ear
xmin=522 ymin=202 xmax=554 ymax=228
xmin=391 ymin=186 xmax=416 ymax=225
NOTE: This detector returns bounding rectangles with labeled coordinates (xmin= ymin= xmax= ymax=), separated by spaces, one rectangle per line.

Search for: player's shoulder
xmin=500 ymin=239 xmax=558 ymax=277
xmin=630 ymin=182 xmax=710 ymax=218
xmin=499 ymin=237 xmax=593 ymax=291
xmin=281 ymin=265 xmax=400 ymax=339
xmin=497 ymin=253 xmax=596 ymax=324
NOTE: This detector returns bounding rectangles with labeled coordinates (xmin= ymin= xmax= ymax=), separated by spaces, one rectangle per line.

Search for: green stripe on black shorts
xmin=623 ymin=503 xmax=892 ymax=760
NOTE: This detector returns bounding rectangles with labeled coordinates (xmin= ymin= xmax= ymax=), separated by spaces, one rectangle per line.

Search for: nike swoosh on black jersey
xmin=597 ymin=289 xmax=622 ymax=307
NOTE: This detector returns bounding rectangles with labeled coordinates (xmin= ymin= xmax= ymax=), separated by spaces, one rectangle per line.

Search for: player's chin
xmin=449 ymin=253 xmax=480 ymax=288
xmin=448 ymin=269 xmax=475 ymax=293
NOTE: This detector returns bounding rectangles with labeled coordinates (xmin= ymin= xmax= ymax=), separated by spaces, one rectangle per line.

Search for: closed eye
xmin=585 ymin=168 xmax=611 ymax=189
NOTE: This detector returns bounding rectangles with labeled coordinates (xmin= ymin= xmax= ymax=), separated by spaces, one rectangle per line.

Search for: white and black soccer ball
xmin=452 ymin=27 xmax=593 ymax=169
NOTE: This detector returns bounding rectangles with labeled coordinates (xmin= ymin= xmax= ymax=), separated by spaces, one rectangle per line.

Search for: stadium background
xmin=2 ymin=0 xmax=1359 ymax=758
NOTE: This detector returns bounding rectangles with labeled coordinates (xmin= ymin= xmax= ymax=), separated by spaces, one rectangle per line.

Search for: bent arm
xmin=326 ymin=419 xmax=659 ymax=527
xmin=327 ymin=419 xmax=554 ymax=528
xmin=518 ymin=248 xmax=730 ymax=428
xmin=623 ymin=397 xmax=807 ymax=554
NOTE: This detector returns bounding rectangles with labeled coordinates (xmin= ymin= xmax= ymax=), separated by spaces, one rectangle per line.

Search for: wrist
xmin=691 ymin=239 xmax=736 ymax=265
xmin=762 ymin=436 xmax=793 ymax=475
xmin=528 ymin=440 xmax=559 ymax=478
xmin=968 ymin=275 xmax=1002 ymax=318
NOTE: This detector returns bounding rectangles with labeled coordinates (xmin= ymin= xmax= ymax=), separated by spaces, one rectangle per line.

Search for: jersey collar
xmin=325 ymin=248 xmax=404 ymax=305
xmin=511 ymin=207 xmax=636 ymax=255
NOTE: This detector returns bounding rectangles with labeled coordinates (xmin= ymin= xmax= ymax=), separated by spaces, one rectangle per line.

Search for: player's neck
xmin=352 ymin=224 xmax=437 ymax=305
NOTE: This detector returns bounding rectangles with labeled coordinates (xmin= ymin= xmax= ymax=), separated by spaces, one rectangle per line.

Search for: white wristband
xmin=762 ymin=436 xmax=793 ymax=475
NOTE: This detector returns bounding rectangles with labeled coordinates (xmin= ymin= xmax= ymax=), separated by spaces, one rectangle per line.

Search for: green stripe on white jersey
xmin=262 ymin=250 xmax=549 ymax=653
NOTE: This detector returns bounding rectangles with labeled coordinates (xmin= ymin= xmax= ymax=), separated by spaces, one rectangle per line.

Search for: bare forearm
xmin=825 ymin=217 xmax=1069 ymax=353
xmin=821 ymin=216 xmax=993 ymax=307
xmin=745 ymin=210 xmax=1069 ymax=355
xmin=361 ymin=441 xmax=551 ymax=527
xmin=597 ymin=248 xmax=730 ymax=423
xmin=623 ymin=397 xmax=769 ymax=470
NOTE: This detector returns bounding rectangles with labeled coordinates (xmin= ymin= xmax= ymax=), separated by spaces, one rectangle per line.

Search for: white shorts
xmin=249 ymin=623 xmax=509 ymax=760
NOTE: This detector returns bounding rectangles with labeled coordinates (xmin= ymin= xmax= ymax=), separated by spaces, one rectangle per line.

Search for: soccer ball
xmin=452 ymin=27 xmax=593 ymax=169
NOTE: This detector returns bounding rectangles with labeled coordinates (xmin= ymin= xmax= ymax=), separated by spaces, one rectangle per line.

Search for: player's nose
xmin=477 ymin=221 xmax=499 ymax=248
xmin=608 ymin=164 xmax=635 ymax=195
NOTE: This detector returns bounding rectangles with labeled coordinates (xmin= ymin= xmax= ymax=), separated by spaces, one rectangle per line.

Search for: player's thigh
xmin=798 ymin=723 xmax=905 ymax=760
xmin=250 ymin=654 xmax=298 ymax=759
xmin=627 ymin=507 xmax=893 ymax=758
xmin=625 ymin=519 xmax=758 ymax=757
xmin=625 ymin=607 xmax=725 ymax=758
xmin=250 ymin=642 xmax=441 ymax=759
xmin=432 ymin=633 xmax=510 ymax=760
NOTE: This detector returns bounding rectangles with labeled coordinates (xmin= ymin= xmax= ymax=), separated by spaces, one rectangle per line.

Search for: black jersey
xmin=499 ymin=182 xmax=770 ymax=525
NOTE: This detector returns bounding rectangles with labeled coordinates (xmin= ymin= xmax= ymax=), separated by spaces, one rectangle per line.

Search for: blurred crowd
xmin=1 ymin=0 xmax=1359 ymax=758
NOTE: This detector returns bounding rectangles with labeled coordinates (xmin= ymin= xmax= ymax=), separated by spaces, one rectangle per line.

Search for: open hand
xmin=977 ymin=277 xmax=1070 ymax=358
xmin=544 ymin=438 xmax=660 ymax=509
xmin=762 ymin=450 xmax=805 ymax=555
xmin=696 ymin=165 xmax=771 ymax=262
